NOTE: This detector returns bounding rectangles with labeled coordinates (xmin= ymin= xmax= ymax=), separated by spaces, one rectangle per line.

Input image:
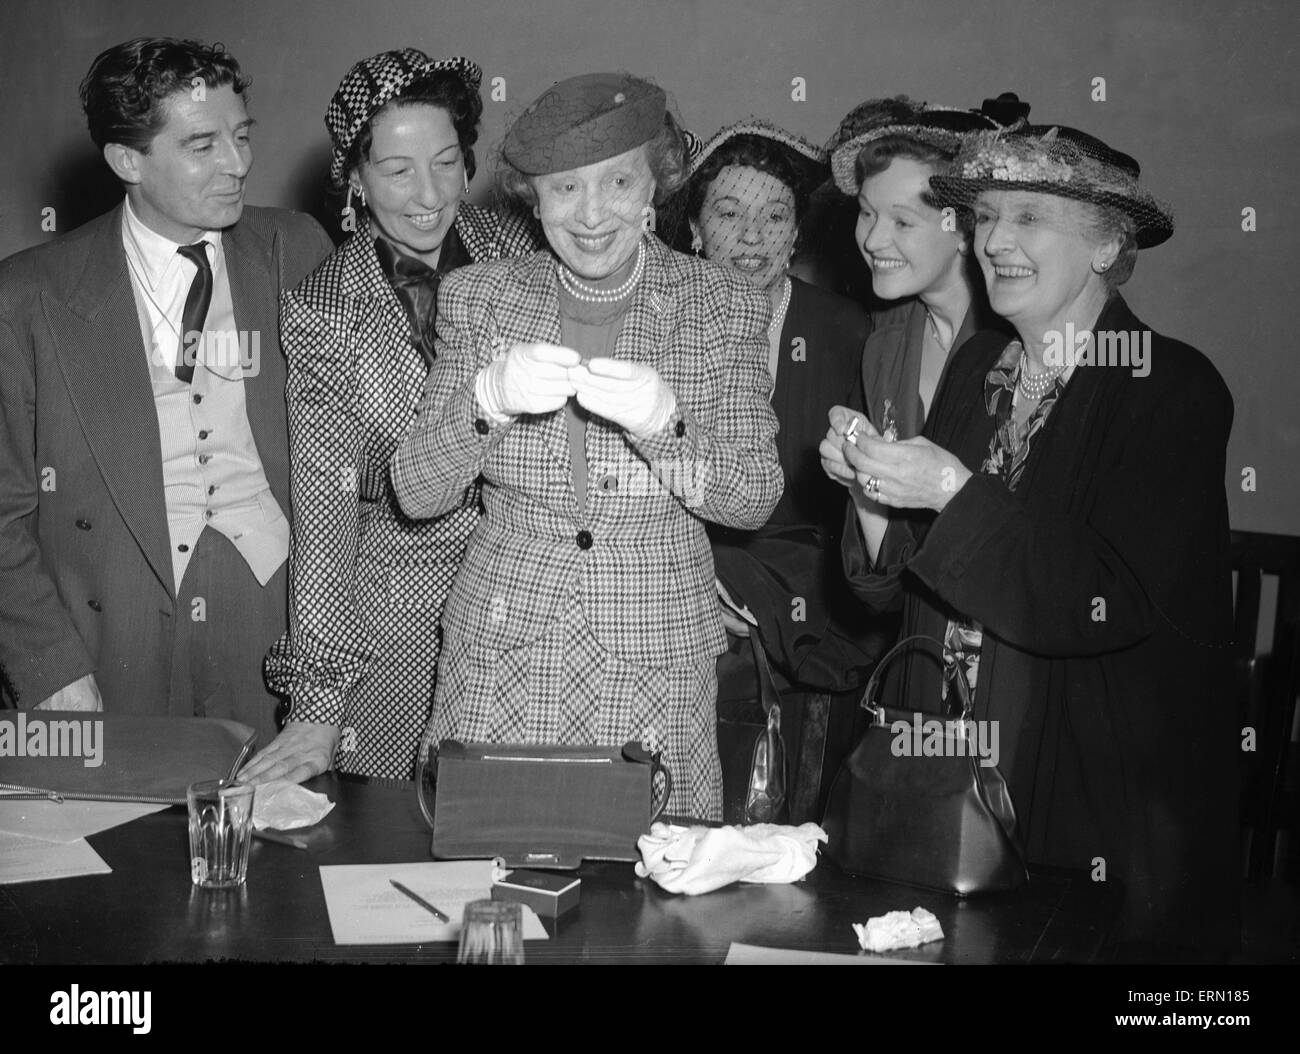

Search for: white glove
xmin=476 ymin=342 xmax=580 ymax=420
xmin=569 ymin=357 xmax=677 ymax=439
xmin=634 ymin=821 xmax=827 ymax=895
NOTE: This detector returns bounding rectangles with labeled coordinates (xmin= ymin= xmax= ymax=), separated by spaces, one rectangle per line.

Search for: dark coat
xmin=843 ymin=295 xmax=1239 ymax=954
xmin=710 ymin=277 xmax=882 ymax=691
xmin=0 ymin=203 xmax=332 ymax=710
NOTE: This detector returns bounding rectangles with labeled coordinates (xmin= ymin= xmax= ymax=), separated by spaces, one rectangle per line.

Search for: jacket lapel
xmin=224 ymin=219 xmax=291 ymax=507
xmin=505 ymin=252 xmax=570 ymax=470
xmin=51 ymin=204 xmax=174 ymax=595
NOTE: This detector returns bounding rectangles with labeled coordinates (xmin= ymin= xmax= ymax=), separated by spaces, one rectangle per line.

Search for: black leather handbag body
xmin=418 ymin=740 xmax=672 ymax=869
xmin=821 ymin=634 xmax=1028 ymax=895
xmin=717 ymin=630 xmax=788 ymax=825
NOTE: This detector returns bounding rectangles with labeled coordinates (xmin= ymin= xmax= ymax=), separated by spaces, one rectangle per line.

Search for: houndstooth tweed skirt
xmin=428 ymin=587 xmax=723 ymax=821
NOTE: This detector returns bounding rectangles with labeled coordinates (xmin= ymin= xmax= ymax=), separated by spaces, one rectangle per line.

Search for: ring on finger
xmin=864 ymin=475 xmax=880 ymax=496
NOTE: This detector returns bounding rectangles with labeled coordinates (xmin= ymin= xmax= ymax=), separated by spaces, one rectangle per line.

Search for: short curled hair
xmin=494 ymin=113 xmax=688 ymax=212
xmin=854 ymin=134 xmax=955 ymax=202
xmin=684 ymin=135 xmax=813 ymax=228
xmin=857 ymin=134 xmax=975 ymax=237
xmin=79 ymin=37 xmax=249 ymax=152
xmin=1080 ymin=201 xmax=1139 ymax=288
xmin=342 ymin=69 xmax=484 ymax=187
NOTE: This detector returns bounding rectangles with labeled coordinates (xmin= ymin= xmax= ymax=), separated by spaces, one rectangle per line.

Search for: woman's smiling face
xmin=692 ymin=164 xmax=798 ymax=294
xmin=354 ymin=102 xmax=465 ymax=264
xmin=534 ymin=145 xmax=656 ymax=281
xmin=972 ymin=190 xmax=1107 ymax=336
xmin=855 ymin=157 xmax=966 ymax=302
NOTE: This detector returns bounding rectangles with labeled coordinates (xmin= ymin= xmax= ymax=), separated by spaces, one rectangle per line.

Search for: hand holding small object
xmin=568 ymin=357 xmax=677 ymax=438
xmin=820 ymin=405 xmax=880 ymax=505
xmin=844 ymin=433 xmax=972 ymax=512
xmin=476 ymin=342 xmax=581 ymax=418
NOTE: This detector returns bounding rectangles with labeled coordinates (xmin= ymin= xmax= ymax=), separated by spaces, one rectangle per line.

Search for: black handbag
xmin=717 ymin=631 xmax=788 ymax=825
xmin=821 ymin=634 xmax=1028 ymax=895
xmin=416 ymin=739 xmax=672 ymax=869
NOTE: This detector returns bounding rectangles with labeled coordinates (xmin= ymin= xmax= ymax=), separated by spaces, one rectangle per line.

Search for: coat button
xmin=596 ymin=474 xmax=618 ymax=493
xmin=192 ymin=394 xmax=203 ymax=404
xmin=198 ymin=430 xmax=209 ymax=440
xmin=198 ymin=454 xmax=212 ymax=465
xmin=674 ymin=419 xmax=686 ymax=437
xmin=474 ymin=418 xmax=490 ymax=435
xmin=75 ymin=518 xmax=92 ymax=531
xmin=576 ymin=529 xmax=593 ymax=550
xmin=87 ymin=599 xmax=102 ymax=612
xmin=178 ymin=544 xmax=189 ymax=553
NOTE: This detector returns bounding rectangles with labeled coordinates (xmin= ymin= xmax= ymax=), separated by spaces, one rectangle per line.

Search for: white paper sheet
xmin=0 ymin=799 xmax=167 ymax=844
xmin=0 ymin=832 xmax=112 ymax=884
xmin=318 ymin=860 xmax=548 ymax=946
xmin=725 ymin=942 xmax=935 ymax=965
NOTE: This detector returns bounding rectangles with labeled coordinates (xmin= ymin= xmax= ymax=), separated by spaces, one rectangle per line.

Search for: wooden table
xmin=0 ymin=774 xmax=1118 ymax=964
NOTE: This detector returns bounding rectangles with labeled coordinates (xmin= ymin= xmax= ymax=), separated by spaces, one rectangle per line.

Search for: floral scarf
xmin=941 ymin=339 xmax=1067 ymax=707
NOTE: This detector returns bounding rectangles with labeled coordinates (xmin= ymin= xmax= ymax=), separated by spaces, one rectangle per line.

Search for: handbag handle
xmin=859 ymin=633 xmax=974 ymax=722
xmin=622 ymin=740 xmax=673 ymax=822
xmin=746 ymin=628 xmax=782 ymax=716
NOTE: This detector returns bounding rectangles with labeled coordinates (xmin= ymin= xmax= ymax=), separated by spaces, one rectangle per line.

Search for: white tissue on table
xmin=634 ymin=821 xmax=827 ymax=895
xmin=250 ymin=780 xmax=334 ymax=831
xmin=852 ymin=907 xmax=944 ymax=952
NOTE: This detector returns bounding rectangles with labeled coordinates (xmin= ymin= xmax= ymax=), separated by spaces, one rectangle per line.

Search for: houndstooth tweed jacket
xmin=264 ymin=204 xmax=538 ymax=743
xmin=390 ymin=234 xmax=784 ymax=668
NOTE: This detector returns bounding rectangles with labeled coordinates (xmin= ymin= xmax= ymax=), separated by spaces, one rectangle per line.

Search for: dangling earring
xmin=690 ymin=232 xmax=702 ymax=256
xmin=463 ymin=170 xmax=470 ymax=195
xmin=341 ymin=184 xmax=365 ymax=227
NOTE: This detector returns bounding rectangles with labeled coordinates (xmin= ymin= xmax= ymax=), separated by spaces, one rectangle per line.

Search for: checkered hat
xmin=825 ymin=97 xmax=1002 ymax=195
xmin=502 ymin=72 xmax=666 ymax=175
xmin=326 ymin=49 xmax=482 ymax=187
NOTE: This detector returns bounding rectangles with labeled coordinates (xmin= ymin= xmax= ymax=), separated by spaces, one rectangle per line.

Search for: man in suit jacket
xmin=0 ymin=38 xmax=332 ymax=744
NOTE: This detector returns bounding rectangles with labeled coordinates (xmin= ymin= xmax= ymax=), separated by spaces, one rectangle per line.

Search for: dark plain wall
xmin=1 ymin=0 xmax=1296 ymax=533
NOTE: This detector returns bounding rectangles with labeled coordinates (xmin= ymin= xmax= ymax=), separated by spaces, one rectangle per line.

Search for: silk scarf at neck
xmin=373 ymin=223 xmax=471 ymax=366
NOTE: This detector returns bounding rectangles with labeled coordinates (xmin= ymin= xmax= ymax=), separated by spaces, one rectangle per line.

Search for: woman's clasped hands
xmin=819 ymin=403 xmax=971 ymax=513
xmin=478 ymin=342 xmax=677 ymax=438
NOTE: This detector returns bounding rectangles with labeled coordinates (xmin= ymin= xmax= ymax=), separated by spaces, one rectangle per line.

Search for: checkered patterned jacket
xmin=264 ymin=204 xmax=538 ymax=774
xmin=390 ymin=235 xmax=784 ymax=668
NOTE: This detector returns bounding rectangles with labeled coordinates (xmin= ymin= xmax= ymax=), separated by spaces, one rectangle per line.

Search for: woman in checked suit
xmin=245 ymin=50 xmax=537 ymax=784
xmin=392 ymin=73 xmax=783 ymax=820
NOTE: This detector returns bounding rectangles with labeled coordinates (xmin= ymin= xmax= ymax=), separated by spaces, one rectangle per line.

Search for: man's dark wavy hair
xmin=79 ymin=37 xmax=249 ymax=152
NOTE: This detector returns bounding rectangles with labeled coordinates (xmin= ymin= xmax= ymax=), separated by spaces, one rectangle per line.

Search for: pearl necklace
xmin=768 ymin=277 xmax=792 ymax=335
xmin=557 ymin=240 xmax=645 ymax=303
xmin=1017 ymin=357 xmax=1065 ymax=400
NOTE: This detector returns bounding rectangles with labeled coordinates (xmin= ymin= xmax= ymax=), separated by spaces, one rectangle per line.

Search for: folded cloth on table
xmin=251 ymin=780 xmax=334 ymax=831
xmin=634 ymin=821 xmax=827 ymax=895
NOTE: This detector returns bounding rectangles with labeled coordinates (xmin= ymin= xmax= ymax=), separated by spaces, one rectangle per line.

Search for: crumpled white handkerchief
xmin=634 ymin=821 xmax=827 ymax=895
xmin=250 ymin=779 xmax=334 ymax=831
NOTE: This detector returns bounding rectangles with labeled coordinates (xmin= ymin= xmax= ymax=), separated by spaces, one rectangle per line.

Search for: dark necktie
xmin=176 ymin=242 xmax=213 ymax=384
